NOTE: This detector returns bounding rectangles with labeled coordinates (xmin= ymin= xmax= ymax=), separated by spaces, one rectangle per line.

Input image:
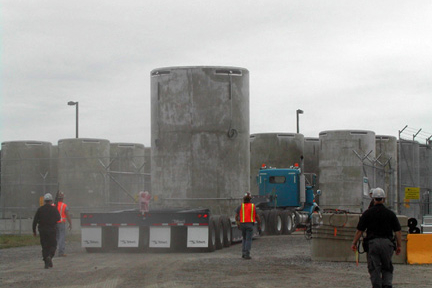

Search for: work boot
xmin=44 ymin=257 xmax=50 ymax=269
xmin=48 ymin=257 xmax=53 ymax=268
xmin=244 ymin=255 xmax=252 ymax=260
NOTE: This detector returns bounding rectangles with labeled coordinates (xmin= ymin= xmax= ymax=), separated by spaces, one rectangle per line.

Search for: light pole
xmin=67 ymin=101 xmax=79 ymax=138
xmin=296 ymin=109 xmax=304 ymax=134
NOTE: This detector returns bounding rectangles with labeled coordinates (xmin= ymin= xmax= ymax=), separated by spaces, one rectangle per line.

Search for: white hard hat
xmin=371 ymin=188 xmax=386 ymax=198
xmin=44 ymin=193 xmax=53 ymax=201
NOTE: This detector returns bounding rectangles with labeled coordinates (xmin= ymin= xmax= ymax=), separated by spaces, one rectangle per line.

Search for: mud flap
xmin=118 ymin=227 xmax=140 ymax=248
xmin=187 ymin=226 xmax=209 ymax=248
xmin=149 ymin=226 xmax=171 ymax=248
xmin=81 ymin=227 xmax=102 ymax=248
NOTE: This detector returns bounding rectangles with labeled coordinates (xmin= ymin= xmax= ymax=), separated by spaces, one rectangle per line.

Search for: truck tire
xmin=282 ymin=211 xmax=296 ymax=235
xmin=269 ymin=210 xmax=283 ymax=235
xmin=206 ymin=218 xmax=216 ymax=252
xmin=212 ymin=216 xmax=224 ymax=250
xmin=257 ymin=210 xmax=266 ymax=235
xmin=221 ymin=216 xmax=232 ymax=247
xmin=258 ymin=210 xmax=270 ymax=235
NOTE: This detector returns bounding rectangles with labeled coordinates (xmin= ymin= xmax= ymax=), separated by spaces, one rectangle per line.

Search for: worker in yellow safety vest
xmin=55 ymin=191 xmax=72 ymax=257
xmin=235 ymin=192 xmax=261 ymax=259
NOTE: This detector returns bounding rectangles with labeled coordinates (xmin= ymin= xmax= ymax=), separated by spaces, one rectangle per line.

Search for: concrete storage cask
xmin=318 ymin=130 xmax=376 ymax=213
xmin=398 ymin=140 xmax=420 ymax=220
xmin=250 ymin=133 xmax=304 ymax=195
xmin=0 ymin=141 xmax=53 ymax=218
xmin=151 ymin=66 xmax=249 ymax=215
xmin=375 ymin=136 xmax=398 ymax=212
xmin=419 ymin=144 xmax=431 ymax=216
xmin=304 ymin=137 xmax=319 ymax=175
xmin=58 ymin=138 xmax=110 ymax=214
xmin=109 ymin=143 xmax=145 ymax=210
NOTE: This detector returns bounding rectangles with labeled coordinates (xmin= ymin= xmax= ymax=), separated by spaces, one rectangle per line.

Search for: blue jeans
xmin=56 ymin=222 xmax=66 ymax=256
xmin=240 ymin=222 xmax=254 ymax=256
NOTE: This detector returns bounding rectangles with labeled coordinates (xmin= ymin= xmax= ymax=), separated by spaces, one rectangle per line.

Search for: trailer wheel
xmin=269 ymin=210 xmax=283 ymax=235
xmin=206 ymin=218 xmax=216 ymax=252
xmin=221 ymin=216 xmax=232 ymax=247
xmin=282 ymin=211 xmax=296 ymax=235
xmin=212 ymin=216 xmax=224 ymax=250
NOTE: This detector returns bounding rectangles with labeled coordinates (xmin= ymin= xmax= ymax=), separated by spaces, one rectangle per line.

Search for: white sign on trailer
xmin=149 ymin=226 xmax=171 ymax=248
xmin=81 ymin=227 xmax=102 ymax=248
xmin=118 ymin=227 xmax=140 ymax=247
xmin=187 ymin=226 xmax=208 ymax=248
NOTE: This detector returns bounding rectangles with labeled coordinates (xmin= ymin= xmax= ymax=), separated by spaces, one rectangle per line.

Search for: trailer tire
xmin=269 ymin=210 xmax=283 ymax=235
xmin=206 ymin=218 xmax=216 ymax=252
xmin=282 ymin=211 xmax=296 ymax=235
xmin=221 ymin=216 xmax=232 ymax=247
xmin=212 ymin=216 xmax=224 ymax=250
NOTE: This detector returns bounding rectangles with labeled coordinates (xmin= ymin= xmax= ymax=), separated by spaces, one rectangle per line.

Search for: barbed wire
xmin=399 ymin=125 xmax=432 ymax=145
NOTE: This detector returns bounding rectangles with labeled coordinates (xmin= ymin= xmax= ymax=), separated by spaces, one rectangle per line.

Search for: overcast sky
xmin=1 ymin=1 xmax=431 ymax=147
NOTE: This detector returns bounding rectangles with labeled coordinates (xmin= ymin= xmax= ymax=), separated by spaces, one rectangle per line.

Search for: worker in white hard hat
xmin=351 ymin=188 xmax=402 ymax=288
xmin=32 ymin=193 xmax=61 ymax=269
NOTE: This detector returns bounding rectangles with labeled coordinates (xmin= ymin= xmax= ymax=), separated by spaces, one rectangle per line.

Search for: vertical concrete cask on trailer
xmin=150 ymin=66 xmax=250 ymax=216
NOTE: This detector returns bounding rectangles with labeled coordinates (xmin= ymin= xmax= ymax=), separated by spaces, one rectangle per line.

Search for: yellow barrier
xmin=407 ymin=234 xmax=432 ymax=264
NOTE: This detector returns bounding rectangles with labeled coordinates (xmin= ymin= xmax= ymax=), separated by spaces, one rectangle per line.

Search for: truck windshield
xmin=269 ymin=176 xmax=285 ymax=184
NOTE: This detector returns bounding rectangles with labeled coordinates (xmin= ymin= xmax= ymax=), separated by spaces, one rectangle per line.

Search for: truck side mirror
xmin=316 ymin=190 xmax=322 ymax=196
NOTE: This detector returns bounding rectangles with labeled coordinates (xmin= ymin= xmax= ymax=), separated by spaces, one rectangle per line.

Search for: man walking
xmin=235 ymin=192 xmax=261 ymax=259
xmin=55 ymin=191 xmax=72 ymax=257
xmin=33 ymin=193 xmax=61 ymax=269
xmin=351 ymin=188 xmax=402 ymax=288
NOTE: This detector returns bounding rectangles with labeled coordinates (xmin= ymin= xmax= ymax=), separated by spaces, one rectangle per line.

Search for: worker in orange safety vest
xmin=55 ymin=191 xmax=72 ymax=257
xmin=235 ymin=192 xmax=261 ymax=259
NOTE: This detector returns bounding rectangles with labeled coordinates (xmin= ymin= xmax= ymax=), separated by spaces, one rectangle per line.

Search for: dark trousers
xmin=39 ymin=229 xmax=57 ymax=262
xmin=367 ymin=238 xmax=395 ymax=288
xmin=240 ymin=222 xmax=254 ymax=256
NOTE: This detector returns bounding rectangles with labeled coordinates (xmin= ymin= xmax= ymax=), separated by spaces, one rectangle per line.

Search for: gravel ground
xmin=1 ymin=233 xmax=431 ymax=288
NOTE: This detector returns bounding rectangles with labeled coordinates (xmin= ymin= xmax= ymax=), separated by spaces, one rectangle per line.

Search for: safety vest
xmin=240 ymin=203 xmax=256 ymax=223
xmin=57 ymin=201 xmax=67 ymax=223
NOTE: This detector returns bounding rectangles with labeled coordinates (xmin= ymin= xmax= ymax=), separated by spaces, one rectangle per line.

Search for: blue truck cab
xmin=257 ymin=166 xmax=319 ymax=216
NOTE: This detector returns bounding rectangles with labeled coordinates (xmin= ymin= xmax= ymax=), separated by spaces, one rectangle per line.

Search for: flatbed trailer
xmin=81 ymin=208 xmax=258 ymax=252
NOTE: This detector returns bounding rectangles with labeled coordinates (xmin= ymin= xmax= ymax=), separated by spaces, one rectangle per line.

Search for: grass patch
xmin=0 ymin=234 xmax=40 ymax=249
xmin=0 ymin=233 xmax=81 ymax=249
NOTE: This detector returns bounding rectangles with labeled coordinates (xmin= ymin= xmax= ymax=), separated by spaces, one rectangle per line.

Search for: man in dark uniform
xmin=235 ymin=192 xmax=261 ymax=260
xmin=351 ymin=188 xmax=402 ymax=288
xmin=33 ymin=193 xmax=61 ymax=269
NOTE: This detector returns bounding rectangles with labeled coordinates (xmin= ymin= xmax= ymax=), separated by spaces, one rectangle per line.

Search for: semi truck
xmin=253 ymin=158 xmax=322 ymax=237
xmin=80 ymin=157 xmax=322 ymax=252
